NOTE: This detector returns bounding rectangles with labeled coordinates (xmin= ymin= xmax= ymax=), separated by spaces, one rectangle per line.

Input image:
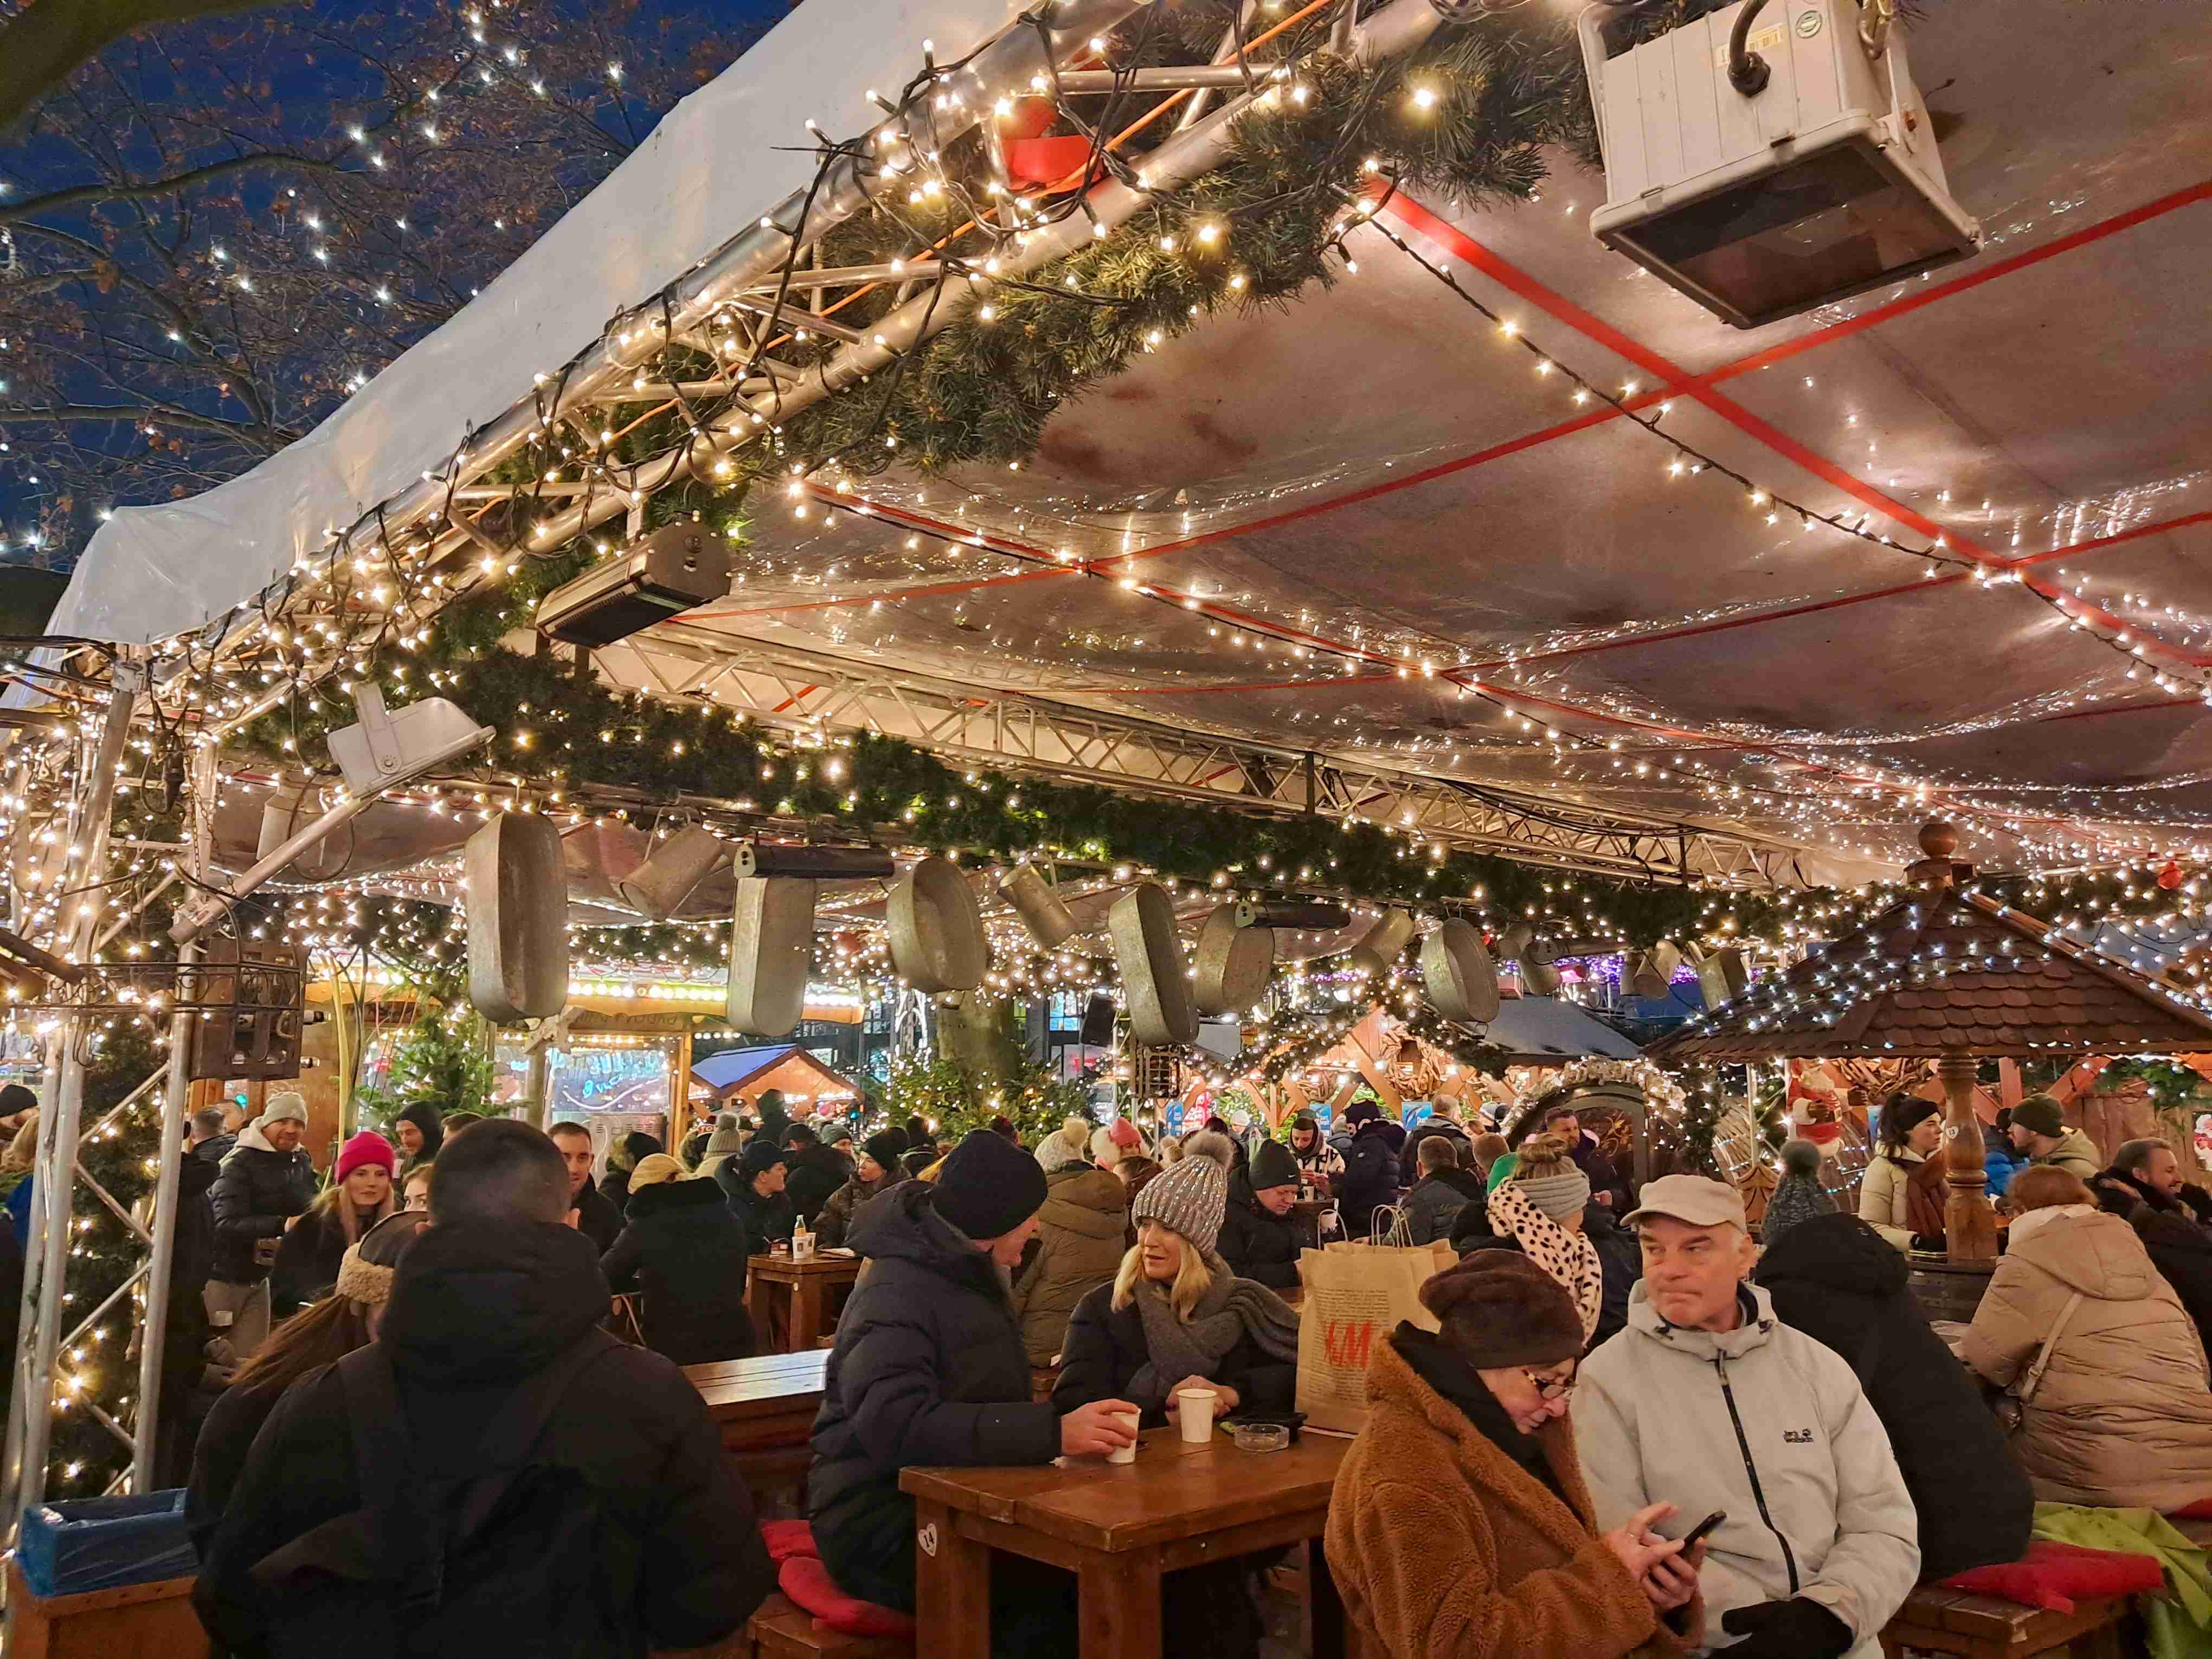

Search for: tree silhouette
xmin=0 ymin=0 xmax=766 ymax=563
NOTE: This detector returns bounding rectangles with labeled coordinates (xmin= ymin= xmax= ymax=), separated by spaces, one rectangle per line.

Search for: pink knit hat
xmin=336 ymin=1130 xmax=395 ymax=1182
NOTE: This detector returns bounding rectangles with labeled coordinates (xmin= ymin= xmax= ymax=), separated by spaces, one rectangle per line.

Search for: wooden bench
xmin=748 ymin=1592 xmax=914 ymax=1658
xmin=1880 ymin=1586 xmax=2129 ymax=1659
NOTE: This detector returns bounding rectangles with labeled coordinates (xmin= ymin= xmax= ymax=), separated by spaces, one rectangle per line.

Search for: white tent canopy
xmin=48 ymin=0 xmax=1011 ymax=645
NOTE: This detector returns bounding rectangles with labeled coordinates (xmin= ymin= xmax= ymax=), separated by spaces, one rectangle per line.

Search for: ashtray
xmin=1230 ymin=1422 xmax=1290 ymax=1454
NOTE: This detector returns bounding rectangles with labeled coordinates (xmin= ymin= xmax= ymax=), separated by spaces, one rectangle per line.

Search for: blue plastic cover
xmin=17 ymin=1488 xmax=196 ymax=1598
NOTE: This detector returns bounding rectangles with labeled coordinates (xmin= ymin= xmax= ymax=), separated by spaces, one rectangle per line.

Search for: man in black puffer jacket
xmin=810 ymin=1132 xmax=1137 ymax=1655
xmin=1217 ymin=1140 xmax=1309 ymax=1290
xmin=719 ymin=1140 xmax=794 ymax=1256
xmin=196 ymin=1120 xmax=771 ymax=1658
xmin=1757 ymin=1211 xmax=2033 ymax=1580
xmin=206 ymin=1096 xmax=319 ymax=1361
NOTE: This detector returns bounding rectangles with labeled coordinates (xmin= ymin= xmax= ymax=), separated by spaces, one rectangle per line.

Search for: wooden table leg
xmin=1079 ymin=1549 xmax=1162 ymax=1659
xmin=1308 ymin=1533 xmax=1348 ymax=1659
xmin=913 ymin=1500 xmax=991 ymax=1659
xmin=747 ymin=1271 xmax=778 ymax=1353
xmin=792 ymin=1275 xmax=825 ymax=1352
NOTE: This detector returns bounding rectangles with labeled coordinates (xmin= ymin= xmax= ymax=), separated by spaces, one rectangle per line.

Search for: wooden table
xmin=748 ymin=1251 xmax=863 ymax=1353
xmin=902 ymin=1426 xmax=1348 ymax=1659
xmin=686 ymin=1347 xmax=829 ymax=1501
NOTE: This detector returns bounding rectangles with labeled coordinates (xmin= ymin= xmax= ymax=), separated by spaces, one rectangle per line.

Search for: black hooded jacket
xmin=601 ymin=1178 xmax=757 ymax=1366
xmin=193 ymin=1220 xmax=771 ymax=1658
xmin=1397 ymin=1117 xmax=1474 ymax=1186
xmin=391 ymin=1101 xmax=445 ymax=1176
xmin=1337 ymin=1122 xmax=1401 ymax=1239
xmin=719 ymin=1165 xmax=794 ymax=1257
xmin=1217 ymin=1175 xmax=1305 ymax=1291
xmin=2133 ymin=1207 xmax=2212 ymax=1359
xmin=569 ymin=1173 xmax=624 ymax=1255
xmin=784 ymin=1140 xmax=853 ymax=1225
xmin=808 ymin=1180 xmax=1058 ymax=1612
xmin=1756 ymin=1211 xmax=2033 ymax=1580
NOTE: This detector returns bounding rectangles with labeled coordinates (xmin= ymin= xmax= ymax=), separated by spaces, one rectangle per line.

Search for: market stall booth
xmin=1651 ymin=822 xmax=2212 ymax=1311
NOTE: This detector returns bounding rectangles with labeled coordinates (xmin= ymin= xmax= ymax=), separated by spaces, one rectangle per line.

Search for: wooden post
xmin=1939 ymin=1051 xmax=1997 ymax=1264
xmin=1908 ymin=821 xmax=2000 ymax=1266
xmin=670 ymin=1026 xmax=695 ymax=1152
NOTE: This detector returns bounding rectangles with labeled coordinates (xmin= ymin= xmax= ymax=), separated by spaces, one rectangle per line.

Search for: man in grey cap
xmin=206 ymin=1092 xmax=319 ymax=1360
xmin=1575 ymin=1175 xmax=1919 ymax=1659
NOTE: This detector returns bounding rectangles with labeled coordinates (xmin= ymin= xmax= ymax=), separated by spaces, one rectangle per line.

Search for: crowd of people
xmin=158 ymin=1084 xmax=2212 ymax=1659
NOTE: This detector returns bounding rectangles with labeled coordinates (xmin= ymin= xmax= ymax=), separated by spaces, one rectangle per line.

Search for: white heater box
xmin=1580 ymin=0 xmax=1980 ymax=327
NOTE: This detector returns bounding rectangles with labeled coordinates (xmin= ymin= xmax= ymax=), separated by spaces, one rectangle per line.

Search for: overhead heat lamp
xmin=534 ymin=520 xmax=731 ymax=647
xmin=171 ymin=685 xmax=492 ymax=943
xmin=1578 ymin=0 xmax=1980 ymax=328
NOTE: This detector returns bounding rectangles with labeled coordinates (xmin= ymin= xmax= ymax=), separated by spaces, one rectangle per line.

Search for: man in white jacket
xmin=1576 ymin=1175 xmax=1920 ymax=1659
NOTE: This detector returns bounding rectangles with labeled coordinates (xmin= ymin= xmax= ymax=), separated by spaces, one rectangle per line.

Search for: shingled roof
xmin=1648 ymin=887 xmax=2212 ymax=1064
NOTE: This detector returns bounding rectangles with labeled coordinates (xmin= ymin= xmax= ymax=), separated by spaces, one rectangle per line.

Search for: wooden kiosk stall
xmin=1650 ymin=822 xmax=2212 ymax=1315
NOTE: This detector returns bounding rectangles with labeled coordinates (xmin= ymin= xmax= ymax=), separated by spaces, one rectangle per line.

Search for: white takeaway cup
xmin=1108 ymin=1409 xmax=1142 ymax=1464
xmin=1175 ymin=1388 xmax=1218 ymax=1443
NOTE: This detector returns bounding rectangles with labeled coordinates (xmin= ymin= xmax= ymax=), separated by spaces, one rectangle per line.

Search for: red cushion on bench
xmin=1941 ymin=1540 xmax=2166 ymax=1613
xmin=778 ymin=1557 xmax=918 ymax=1639
xmin=761 ymin=1520 xmax=819 ymax=1562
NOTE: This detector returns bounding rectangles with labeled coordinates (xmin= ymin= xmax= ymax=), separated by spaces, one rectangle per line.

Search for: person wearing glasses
xmin=1575 ymin=1176 xmax=1919 ymax=1659
xmin=1326 ymin=1252 xmax=1707 ymax=1658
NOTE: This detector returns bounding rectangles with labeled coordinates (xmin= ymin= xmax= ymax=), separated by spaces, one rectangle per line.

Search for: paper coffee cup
xmin=1175 ymin=1388 xmax=1218 ymax=1443
xmin=1108 ymin=1409 xmax=1141 ymax=1464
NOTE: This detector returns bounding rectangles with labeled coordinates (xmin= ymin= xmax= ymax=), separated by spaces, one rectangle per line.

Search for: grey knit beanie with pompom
xmin=1131 ymin=1129 xmax=1234 ymax=1255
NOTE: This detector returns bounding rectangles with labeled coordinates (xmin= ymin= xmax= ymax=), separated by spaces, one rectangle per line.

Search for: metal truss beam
xmin=595 ymin=627 xmax=1817 ymax=890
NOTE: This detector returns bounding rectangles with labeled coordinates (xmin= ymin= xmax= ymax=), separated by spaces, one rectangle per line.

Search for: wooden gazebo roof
xmin=1649 ymin=884 xmax=2212 ymax=1065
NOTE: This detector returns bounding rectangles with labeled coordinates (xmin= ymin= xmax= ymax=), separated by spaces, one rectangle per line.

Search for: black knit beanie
xmin=1249 ymin=1139 xmax=1299 ymax=1193
xmin=931 ymin=1129 xmax=1048 ymax=1240
xmin=864 ymin=1130 xmax=908 ymax=1173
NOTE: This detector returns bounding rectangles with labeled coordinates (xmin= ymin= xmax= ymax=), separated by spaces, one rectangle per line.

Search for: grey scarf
xmin=1127 ymin=1249 xmax=1301 ymax=1406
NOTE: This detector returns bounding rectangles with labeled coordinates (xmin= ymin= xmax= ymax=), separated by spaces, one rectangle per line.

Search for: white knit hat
xmin=1036 ymin=1122 xmax=1092 ymax=1176
xmin=1131 ymin=1130 xmax=1233 ymax=1253
xmin=256 ymin=1091 xmax=308 ymax=1128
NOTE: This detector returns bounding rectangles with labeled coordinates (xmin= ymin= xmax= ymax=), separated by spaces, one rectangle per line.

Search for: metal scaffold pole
xmin=2 ymin=670 xmax=141 ymax=1529
xmin=130 ymin=743 xmax=215 ymax=1493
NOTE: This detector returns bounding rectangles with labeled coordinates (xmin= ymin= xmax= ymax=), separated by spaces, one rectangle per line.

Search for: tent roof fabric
xmin=1649 ymin=889 xmax=2212 ymax=1064
xmin=47 ymin=2 xmax=2212 ymax=875
xmin=1485 ymin=995 xmax=1643 ymax=1063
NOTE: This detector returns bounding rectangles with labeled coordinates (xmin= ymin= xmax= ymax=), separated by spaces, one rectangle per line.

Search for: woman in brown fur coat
xmin=1325 ymin=1253 xmax=1705 ymax=1658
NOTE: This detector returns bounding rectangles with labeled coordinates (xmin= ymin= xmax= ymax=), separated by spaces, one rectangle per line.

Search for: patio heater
xmin=1578 ymin=0 xmax=1980 ymax=327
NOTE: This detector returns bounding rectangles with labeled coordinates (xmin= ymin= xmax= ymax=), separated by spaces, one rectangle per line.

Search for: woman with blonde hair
xmin=1054 ymin=1131 xmax=1300 ymax=1426
xmin=1465 ymin=1133 xmax=1604 ymax=1342
xmin=1053 ymin=1131 xmax=1302 ymax=1657
xmin=1963 ymin=1163 xmax=2212 ymax=1509
xmin=186 ymin=1209 xmax=429 ymax=1558
xmin=2 ymin=1109 xmax=37 ymax=1248
xmin=269 ymin=1131 xmax=396 ymax=1316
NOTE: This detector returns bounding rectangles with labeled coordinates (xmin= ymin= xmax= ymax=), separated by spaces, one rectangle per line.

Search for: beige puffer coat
xmin=1858 ymin=1152 xmax=1921 ymax=1250
xmin=1962 ymin=1206 xmax=2212 ymax=1510
xmin=1009 ymin=1167 xmax=1129 ymax=1365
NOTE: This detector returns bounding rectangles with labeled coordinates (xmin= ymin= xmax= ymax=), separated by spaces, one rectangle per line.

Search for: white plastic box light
xmin=1579 ymin=0 xmax=1980 ymax=328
